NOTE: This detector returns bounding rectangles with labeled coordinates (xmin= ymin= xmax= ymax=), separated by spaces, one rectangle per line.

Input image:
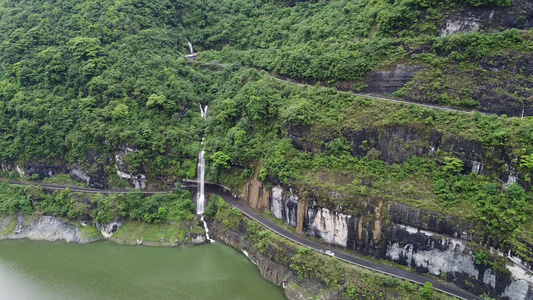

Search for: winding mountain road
xmin=199 ymin=61 xmax=485 ymax=116
xmin=271 ymin=74 xmax=476 ymax=115
xmin=3 ymin=179 xmax=479 ymax=300
xmin=202 ymin=184 xmax=478 ymax=300
xmin=0 ymin=57 xmax=484 ymax=298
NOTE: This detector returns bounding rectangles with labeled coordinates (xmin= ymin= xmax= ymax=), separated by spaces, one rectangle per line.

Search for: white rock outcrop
xmin=440 ymin=18 xmax=480 ymax=36
xmin=115 ymin=154 xmax=146 ymax=189
xmin=270 ymin=186 xmax=298 ymax=227
xmin=386 ymin=224 xmax=533 ymax=299
xmin=307 ymin=207 xmax=350 ymax=247
xmin=97 ymin=220 xmax=123 ymax=238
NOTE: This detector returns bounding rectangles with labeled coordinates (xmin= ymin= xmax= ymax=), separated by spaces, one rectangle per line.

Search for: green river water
xmin=0 ymin=239 xmax=286 ymax=300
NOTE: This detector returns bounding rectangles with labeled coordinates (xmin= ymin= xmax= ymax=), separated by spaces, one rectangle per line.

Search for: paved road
xmin=270 ymin=74 xmax=477 ymax=115
xmin=3 ymin=179 xmax=478 ymax=299
xmin=2 ymin=180 xmax=169 ymax=195
xmin=202 ymin=184 xmax=479 ymax=300
xmin=197 ymin=61 xmax=484 ymax=116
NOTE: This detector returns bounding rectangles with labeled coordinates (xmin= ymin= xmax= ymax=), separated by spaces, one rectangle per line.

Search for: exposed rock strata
xmin=0 ymin=213 xmax=99 ymax=244
xmin=240 ymin=176 xmax=270 ymax=211
xmin=265 ymin=183 xmax=533 ymax=299
xmin=209 ymin=219 xmax=330 ymax=300
xmin=289 ymin=124 xmax=518 ymax=185
xmin=364 ymin=64 xmax=425 ymax=94
xmin=441 ymin=2 xmax=533 ymax=34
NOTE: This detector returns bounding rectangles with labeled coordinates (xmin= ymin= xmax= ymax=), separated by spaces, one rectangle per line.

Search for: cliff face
xmin=239 ymin=176 xmax=270 ymax=211
xmin=289 ymin=124 xmax=522 ymax=187
xmin=441 ymin=1 xmax=533 ymax=35
xmin=0 ymin=146 xmax=152 ymax=190
xmin=260 ymin=183 xmax=533 ymax=299
xmin=1 ymin=157 xmax=109 ymax=189
xmin=363 ymin=65 xmax=426 ymax=95
xmin=209 ymin=218 xmax=349 ymax=300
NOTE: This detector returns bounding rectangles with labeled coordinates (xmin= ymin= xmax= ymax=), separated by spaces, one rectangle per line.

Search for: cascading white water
xmin=201 ymin=216 xmax=213 ymax=242
xmin=196 ymin=104 xmax=214 ymax=242
xmin=199 ymin=103 xmax=208 ymax=119
xmin=187 ymin=40 xmax=194 ymax=54
xmin=196 ymin=150 xmax=206 ymax=214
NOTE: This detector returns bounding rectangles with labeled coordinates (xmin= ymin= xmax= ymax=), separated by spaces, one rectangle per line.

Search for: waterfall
xmin=201 ymin=216 xmax=214 ymax=242
xmin=196 ymin=103 xmax=214 ymax=242
xmin=471 ymin=161 xmax=482 ymax=174
xmin=187 ymin=40 xmax=194 ymax=54
xmin=199 ymin=103 xmax=208 ymax=119
xmin=196 ymin=150 xmax=206 ymax=214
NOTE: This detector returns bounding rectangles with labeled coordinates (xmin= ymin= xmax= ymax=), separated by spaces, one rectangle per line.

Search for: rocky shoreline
xmin=0 ymin=212 xmax=322 ymax=300
xmin=0 ymin=213 xmax=207 ymax=247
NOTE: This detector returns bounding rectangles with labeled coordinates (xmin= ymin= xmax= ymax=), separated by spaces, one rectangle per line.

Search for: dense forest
xmin=0 ymin=0 xmax=532 ymax=297
xmin=188 ymin=0 xmax=532 ymax=114
xmin=0 ymin=0 xmax=216 ymax=181
xmin=0 ymin=0 xmax=531 ymax=243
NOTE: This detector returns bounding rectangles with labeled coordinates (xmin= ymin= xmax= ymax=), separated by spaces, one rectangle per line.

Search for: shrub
xmin=420 ymin=282 xmax=433 ymax=299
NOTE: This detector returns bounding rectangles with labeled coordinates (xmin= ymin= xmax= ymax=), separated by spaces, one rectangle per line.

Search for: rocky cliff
xmin=0 ymin=212 xmax=206 ymax=247
xmin=289 ymin=124 xmax=522 ymax=188
xmin=0 ymin=213 xmax=100 ymax=244
xmin=251 ymin=183 xmax=533 ymax=299
xmin=441 ymin=1 xmax=533 ymax=35
xmin=0 ymin=145 xmax=152 ymax=190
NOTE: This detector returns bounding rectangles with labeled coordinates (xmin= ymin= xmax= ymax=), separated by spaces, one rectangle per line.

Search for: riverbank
xmin=0 ymin=209 xmax=452 ymax=300
xmin=0 ymin=213 xmax=207 ymax=247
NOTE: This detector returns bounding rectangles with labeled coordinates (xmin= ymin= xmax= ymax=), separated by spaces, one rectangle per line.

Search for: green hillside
xmin=0 ymin=0 xmax=532 ymax=297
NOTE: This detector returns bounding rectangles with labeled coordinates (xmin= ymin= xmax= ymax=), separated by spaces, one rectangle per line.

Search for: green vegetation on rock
xmin=0 ymin=182 xmax=196 ymax=225
xmin=0 ymin=0 xmax=532 ymax=297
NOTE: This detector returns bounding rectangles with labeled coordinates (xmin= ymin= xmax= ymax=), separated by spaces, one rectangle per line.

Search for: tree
xmin=442 ymin=157 xmax=463 ymax=175
xmin=210 ymin=151 xmax=230 ymax=169
xmin=67 ymin=37 xmax=102 ymax=60
xmin=146 ymin=93 xmax=169 ymax=109
xmin=420 ymin=282 xmax=433 ymax=299
xmin=520 ymin=154 xmax=533 ymax=182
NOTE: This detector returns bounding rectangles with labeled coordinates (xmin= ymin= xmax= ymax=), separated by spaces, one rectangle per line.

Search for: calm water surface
xmin=0 ymin=239 xmax=285 ymax=300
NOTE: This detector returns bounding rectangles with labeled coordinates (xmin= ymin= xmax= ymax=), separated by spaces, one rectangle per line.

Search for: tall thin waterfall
xmin=196 ymin=150 xmax=206 ymax=214
xmin=187 ymin=40 xmax=194 ymax=54
xmin=199 ymin=103 xmax=208 ymax=119
xmin=196 ymin=104 xmax=214 ymax=242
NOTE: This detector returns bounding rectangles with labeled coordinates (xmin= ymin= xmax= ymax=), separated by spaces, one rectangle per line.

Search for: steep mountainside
xmin=0 ymin=0 xmax=532 ymax=299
